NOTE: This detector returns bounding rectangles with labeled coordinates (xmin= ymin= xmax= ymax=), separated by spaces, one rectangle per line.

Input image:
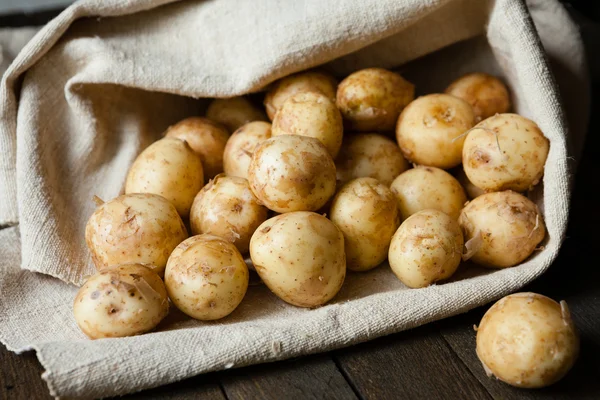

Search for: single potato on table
xmin=165 ymin=234 xmax=249 ymax=320
xmin=165 ymin=116 xmax=230 ymax=179
xmin=125 ymin=137 xmax=204 ymax=217
xmin=445 ymin=72 xmax=511 ymax=121
xmin=73 ymin=264 xmax=169 ymax=339
xmin=85 ymin=193 xmax=188 ymax=276
xmin=388 ymin=209 xmax=463 ymax=288
xmin=336 ymin=68 xmax=414 ymax=132
xmin=476 ymin=292 xmax=579 ymax=388
xmin=335 ymin=133 xmax=409 ymax=186
xmin=248 ymin=135 xmax=336 ymax=213
xmin=250 ymin=212 xmax=346 ymax=307
xmin=190 ymin=174 xmax=268 ymax=254
xmin=459 ymin=190 xmax=546 ymax=268
xmin=396 ymin=93 xmax=475 ymax=169
xmin=223 ymin=121 xmax=272 ymax=179
xmin=264 ymin=70 xmax=338 ymax=120
xmin=462 ymin=113 xmax=549 ymax=192
xmin=206 ymin=96 xmax=268 ymax=132
xmin=272 ymin=91 xmax=343 ymax=158
xmin=390 ymin=166 xmax=467 ymax=220
xmin=330 ymin=177 xmax=400 ymax=271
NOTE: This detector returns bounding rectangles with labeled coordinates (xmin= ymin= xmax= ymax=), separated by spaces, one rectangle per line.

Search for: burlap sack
xmin=0 ymin=0 xmax=589 ymax=398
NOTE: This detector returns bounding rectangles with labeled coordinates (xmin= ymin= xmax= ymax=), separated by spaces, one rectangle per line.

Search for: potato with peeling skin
xmin=272 ymin=91 xmax=343 ymax=158
xmin=85 ymin=193 xmax=188 ymax=276
xmin=330 ymin=178 xmax=400 ymax=271
xmin=248 ymin=135 xmax=336 ymax=213
xmin=388 ymin=210 xmax=463 ymax=288
xmin=390 ymin=166 xmax=467 ymax=220
xmin=250 ymin=212 xmax=346 ymax=307
xmin=165 ymin=234 xmax=249 ymax=320
xmin=264 ymin=70 xmax=338 ymax=120
xmin=462 ymin=113 xmax=549 ymax=192
xmin=223 ymin=121 xmax=272 ymax=179
xmin=396 ymin=93 xmax=475 ymax=169
xmin=445 ymin=72 xmax=511 ymax=121
xmin=336 ymin=68 xmax=414 ymax=132
xmin=164 ymin=117 xmax=229 ymax=179
xmin=476 ymin=292 xmax=579 ymax=388
xmin=73 ymin=264 xmax=169 ymax=339
xmin=458 ymin=191 xmax=545 ymax=268
xmin=455 ymin=167 xmax=485 ymax=199
xmin=125 ymin=137 xmax=204 ymax=217
xmin=336 ymin=133 xmax=410 ymax=186
xmin=190 ymin=174 xmax=268 ymax=254
xmin=206 ymin=96 xmax=268 ymax=133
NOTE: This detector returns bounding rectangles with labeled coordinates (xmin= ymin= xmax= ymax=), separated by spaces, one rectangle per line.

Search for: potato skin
xmin=223 ymin=121 xmax=272 ymax=179
xmin=388 ymin=210 xmax=463 ymax=288
xmin=73 ymin=264 xmax=169 ymax=339
xmin=206 ymin=96 xmax=268 ymax=133
xmin=445 ymin=73 xmax=510 ymax=121
xmin=396 ymin=93 xmax=475 ymax=169
xmin=336 ymin=68 xmax=414 ymax=132
xmin=272 ymin=91 xmax=343 ymax=158
xmin=190 ymin=174 xmax=268 ymax=254
xmin=390 ymin=166 xmax=467 ymax=220
xmin=125 ymin=137 xmax=204 ymax=217
xmin=336 ymin=133 xmax=409 ymax=186
xmin=85 ymin=193 xmax=188 ymax=276
xmin=250 ymin=212 xmax=346 ymax=307
xmin=458 ymin=191 xmax=545 ymax=268
xmin=264 ymin=71 xmax=338 ymax=120
xmin=164 ymin=117 xmax=230 ymax=179
xmin=463 ymin=113 xmax=549 ymax=192
xmin=248 ymin=135 xmax=336 ymax=213
xmin=476 ymin=293 xmax=579 ymax=388
xmin=455 ymin=167 xmax=485 ymax=200
xmin=164 ymin=234 xmax=249 ymax=320
xmin=330 ymin=178 xmax=400 ymax=271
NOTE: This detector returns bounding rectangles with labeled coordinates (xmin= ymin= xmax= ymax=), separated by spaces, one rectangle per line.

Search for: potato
xmin=390 ymin=166 xmax=467 ymax=220
xmin=190 ymin=174 xmax=268 ymax=254
xmin=458 ymin=191 xmax=545 ymax=268
xmin=455 ymin=167 xmax=485 ymax=199
xmin=272 ymin=91 xmax=343 ymax=158
xmin=336 ymin=133 xmax=409 ymax=186
xmin=206 ymin=96 xmax=268 ymax=133
xmin=336 ymin=68 xmax=414 ymax=132
xmin=85 ymin=193 xmax=188 ymax=276
xmin=462 ymin=113 xmax=549 ymax=192
xmin=388 ymin=210 xmax=463 ymax=288
xmin=248 ymin=135 xmax=336 ymax=213
xmin=223 ymin=121 xmax=272 ymax=179
xmin=73 ymin=264 xmax=169 ymax=339
xmin=330 ymin=178 xmax=400 ymax=271
xmin=164 ymin=117 xmax=229 ymax=179
xmin=396 ymin=93 xmax=475 ymax=169
xmin=164 ymin=234 xmax=249 ymax=320
xmin=445 ymin=72 xmax=510 ymax=121
xmin=250 ymin=212 xmax=345 ymax=307
xmin=125 ymin=137 xmax=204 ymax=217
xmin=264 ymin=70 xmax=338 ymax=120
xmin=476 ymin=292 xmax=579 ymax=388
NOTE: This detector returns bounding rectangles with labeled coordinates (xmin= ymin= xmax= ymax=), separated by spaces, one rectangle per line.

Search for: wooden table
xmin=2 ymin=4 xmax=600 ymax=399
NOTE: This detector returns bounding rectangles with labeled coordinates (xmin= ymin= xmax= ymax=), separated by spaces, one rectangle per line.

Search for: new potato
xmin=455 ymin=167 xmax=485 ymax=199
xmin=223 ymin=121 xmax=272 ymax=179
xmin=125 ymin=137 xmax=204 ymax=217
xmin=85 ymin=193 xmax=188 ymax=276
xmin=330 ymin=177 xmax=400 ymax=271
xmin=165 ymin=234 xmax=249 ymax=320
xmin=73 ymin=264 xmax=169 ymax=339
xmin=206 ymin=96 xmax=268 ymax=132
xmin=250 ymin=212 xmax=346 ymax=307
xmin=445 ymin=73 xmax=511 ymax=120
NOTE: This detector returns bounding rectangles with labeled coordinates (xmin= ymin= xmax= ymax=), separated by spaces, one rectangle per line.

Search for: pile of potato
xmin=73 ymin=66 xmax=577 ymax=388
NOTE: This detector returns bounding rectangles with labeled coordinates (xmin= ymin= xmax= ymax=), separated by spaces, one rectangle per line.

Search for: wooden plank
xmin=220 ymin=354 xmax=358 ymax=400
xmin=0 ymin=344 xmax=51 ymax=400
xmin=121 ymin=373 xmax=226 ymax=400
xmin=334 ymin=323 xmax=492 ymax=400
